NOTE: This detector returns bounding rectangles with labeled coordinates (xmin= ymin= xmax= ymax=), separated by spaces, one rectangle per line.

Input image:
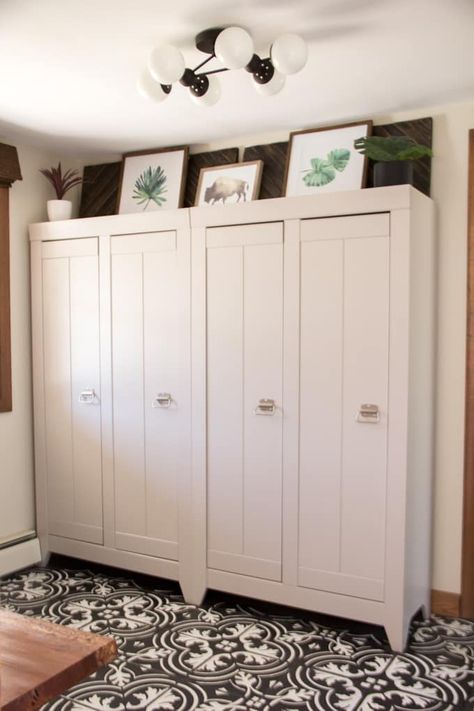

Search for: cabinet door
xmin=298 ymin=214 xmax=390 ymax=601
xmin=42 ymin=238 xmax=103 ymax=544
xmin=206 ymin=223 xmax=283 ymax=581
xmin=111 ymin=231 xmax=189 ymax=560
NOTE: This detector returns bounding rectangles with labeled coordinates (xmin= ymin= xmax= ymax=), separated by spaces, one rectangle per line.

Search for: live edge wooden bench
xmin=0 ymin=609 xmax=117 ymax=710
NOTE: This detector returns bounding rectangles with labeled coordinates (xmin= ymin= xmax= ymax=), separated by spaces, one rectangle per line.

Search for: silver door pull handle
xmin=152 ymin=393 xmax=173 ymax=409
xmin=356 ymin=403 xmax=380 ymax=423
xmin=79 ymin=389 xmax=98 ymax=404
xmin=253 ymin=398 xmax=277 ymax=416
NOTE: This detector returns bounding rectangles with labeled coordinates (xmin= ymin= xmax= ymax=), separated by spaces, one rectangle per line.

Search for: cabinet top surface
xmin=29 ymin=185 xmax=432 ymax=241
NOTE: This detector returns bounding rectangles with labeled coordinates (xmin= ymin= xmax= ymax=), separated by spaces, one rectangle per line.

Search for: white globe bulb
xmin=215 ymin=26 xmax=254 ymax=69
xmin=271 ymin=33 xmax=308 ymax=75
xmin=149 ymin=44 xmax=185 ymax=84
xmin=254 ymin=69 xmax=286 ymax=96
xmin=137 ymin=70 xmax=169 ymax=102
xmin=191 ymin=75 xmax=221 ymax=106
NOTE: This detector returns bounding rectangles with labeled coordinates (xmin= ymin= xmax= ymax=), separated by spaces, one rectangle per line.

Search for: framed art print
xmin=195 ymin=160 xmax=263 ymax=206
xmin=117 ymin=145 xmax=188 ymax=214
xmin=284 ymin=121 xmax=372 ymax=196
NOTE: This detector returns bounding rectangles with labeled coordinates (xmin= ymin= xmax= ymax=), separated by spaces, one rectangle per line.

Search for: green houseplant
xmin=40 ymin=162 xmax=82 ymax=221
xmin=354 ymin=135 xmax=432 ymax=188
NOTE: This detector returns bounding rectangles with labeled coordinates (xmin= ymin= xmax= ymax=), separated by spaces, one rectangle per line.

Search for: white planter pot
xmin=47 ymin=199 xmax=73 ymax=221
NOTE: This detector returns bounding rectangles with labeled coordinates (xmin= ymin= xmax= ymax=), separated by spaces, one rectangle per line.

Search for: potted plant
xmin=354 ymin=135 xmax=432 ymax=188
xmin=40 ymin=162 xmax=83 ymax=221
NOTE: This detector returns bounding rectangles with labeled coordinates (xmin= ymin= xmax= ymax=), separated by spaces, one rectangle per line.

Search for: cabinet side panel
xmin=384 ymin=208 xmax=411 ymax=650
xmin=42 ymin=257 xmax=74 ymax=531
xmin=406 ymin=198 xmax=435 ymax=621
xmin=31 ymin=241 xmax=48 ymax=555
xmin=341 ymin=236 xmax=389 ymax=581
xmin=299 ymin=239 xmax=343 ymax=573
xmin=111 ymin=253 xmax=146 ymax=537
xmin=70 ymin=256 xmax=103 ymax=533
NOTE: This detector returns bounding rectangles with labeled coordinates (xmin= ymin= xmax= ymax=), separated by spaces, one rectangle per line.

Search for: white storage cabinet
xmin=189 ymin=186 xmax=435 ymax=652
xmin=31 ymin=210 xmax=191 ymax=586
xmin=30 ymin=186 xmax=435 ymax=651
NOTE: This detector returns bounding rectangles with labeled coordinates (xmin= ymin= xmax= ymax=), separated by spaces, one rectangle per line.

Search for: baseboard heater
xmin=0 ymin=532 xmax=41 ymax=577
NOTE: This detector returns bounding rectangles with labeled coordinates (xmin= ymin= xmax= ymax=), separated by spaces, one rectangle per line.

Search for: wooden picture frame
xmin=116 ymin=145 xmax=189 ymax=214
xmin=0 ymin=186 xmax=11 ymax=412
xmin=283 ymin=120 xmax=373 ymax=197
xmin=195 ymin=160 xmax=263 ymax=206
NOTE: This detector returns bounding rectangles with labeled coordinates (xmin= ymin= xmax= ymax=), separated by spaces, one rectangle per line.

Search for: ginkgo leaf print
xmin=132 ymin=165 xmax=167 ymax=209
xmin=301 ymin=148 xmax=351 ymax=187
xmin=302 ymin=158 xmax=336 ymax=186
xmin=327 ymin=148 xmax=351 ymax=171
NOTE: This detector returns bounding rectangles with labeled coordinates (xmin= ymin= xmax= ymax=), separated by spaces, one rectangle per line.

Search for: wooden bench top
xmin=0 ymin=609 xmax=117 ymax=710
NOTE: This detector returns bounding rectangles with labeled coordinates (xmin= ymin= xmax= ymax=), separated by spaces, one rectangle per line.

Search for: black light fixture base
xmin=195 ymin=27 xmax=224 ymax=54
xmin=245 ymin=54 xmax=275 ymax=84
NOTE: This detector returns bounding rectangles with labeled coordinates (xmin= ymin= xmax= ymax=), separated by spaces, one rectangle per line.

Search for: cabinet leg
xmin=40 ymin=550 xmax=51 ymax=567
xmin=384 ymin=618 xmax=410 ymax=653
xmin=180 ymin=582 xmax=207 ymax=607
xmin=420 ymin=602 xmax=431 ymax=621
xmin=38 ymin=536 xmax=50 ymax=567
xmin=179 ymin=577 xmax=207 ymax=606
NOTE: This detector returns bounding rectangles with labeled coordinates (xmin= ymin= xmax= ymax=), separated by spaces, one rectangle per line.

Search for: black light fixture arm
xmin=143 ymin=26 xmax=308 ymax=104
xmin=192 ymin=53 xmax=215 ymax=73
xmin=160 ymin=51 xmax=275 ymax=97
xmin=200 ymin=67 xmax=230 ymax=77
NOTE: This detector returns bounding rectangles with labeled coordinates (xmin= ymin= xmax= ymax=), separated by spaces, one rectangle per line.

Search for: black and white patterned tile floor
xmin=1 ymin=558 xmax=474 ymax=711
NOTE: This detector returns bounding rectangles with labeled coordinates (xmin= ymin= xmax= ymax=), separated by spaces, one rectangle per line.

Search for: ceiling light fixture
xmin=138 ymin=27 xmax=308 ymax=106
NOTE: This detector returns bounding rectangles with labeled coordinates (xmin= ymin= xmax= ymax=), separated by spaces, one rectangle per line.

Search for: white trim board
xmin=0 ymin=538 xmax=41 ymax=577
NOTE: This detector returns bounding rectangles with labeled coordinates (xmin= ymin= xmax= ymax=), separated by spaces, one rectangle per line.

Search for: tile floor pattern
xmin=1 ymin=563 xmax=474 ymax=711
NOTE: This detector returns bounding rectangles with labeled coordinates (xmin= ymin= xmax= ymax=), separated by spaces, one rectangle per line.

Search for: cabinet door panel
xmin=42 ymin=244 xmax=102 ymax=544
xmin=341 ymin=237 xmax=389 ymax=581
xmin=69 ymin=257 xmax=102 ymax=532
xmin=43 ymin=258 xmax=73 ymax=533
xmin=144 ymin=251 xmax=180 ymax=545
xmin=111 ymin=253 xmax=146 ymax=539
xmin=111 ymin=232 xmax=185 ymax=560
xmin=299 ymin=239 xmax=343 ymax=574
xmin=207 ymin=246 xmax=243 ymax=558
xmin=298 ymin=222 xmax=389 ymax=601
xmin=207 ymin=224 xmax=283 ymax=581
xmin=243 ymin=244 xmax=283 ymax=565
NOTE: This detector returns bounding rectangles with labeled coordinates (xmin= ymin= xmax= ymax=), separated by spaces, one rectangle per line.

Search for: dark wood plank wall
xmin=79 ymin=162 xmax=121 ymax=218
xmin=242 ymin=142 xmax=289 ymax=199
xmin=370 ymin=117 xmax=432 ymax=196
xmin=184 ymin=148 xmax=239 ymax=206
xmin=244 ymin=117 xmax=432 ymax=199
xmin=79 ymin=117 xmax=433 ymax=216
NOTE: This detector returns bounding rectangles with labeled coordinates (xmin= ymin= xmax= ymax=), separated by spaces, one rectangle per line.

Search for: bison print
xmin=204 ymin=177 xmax=249 ymax=205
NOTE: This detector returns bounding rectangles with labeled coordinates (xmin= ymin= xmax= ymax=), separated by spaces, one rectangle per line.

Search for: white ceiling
xmin=0 ymin=0 xmax=473 ymax=155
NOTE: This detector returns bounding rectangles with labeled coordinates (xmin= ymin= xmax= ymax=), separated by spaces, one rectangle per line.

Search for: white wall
xmin=1 ymin=97 xmax=472 ymax=594
xmin=0 ymin=144 xmax=83 ymax=545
